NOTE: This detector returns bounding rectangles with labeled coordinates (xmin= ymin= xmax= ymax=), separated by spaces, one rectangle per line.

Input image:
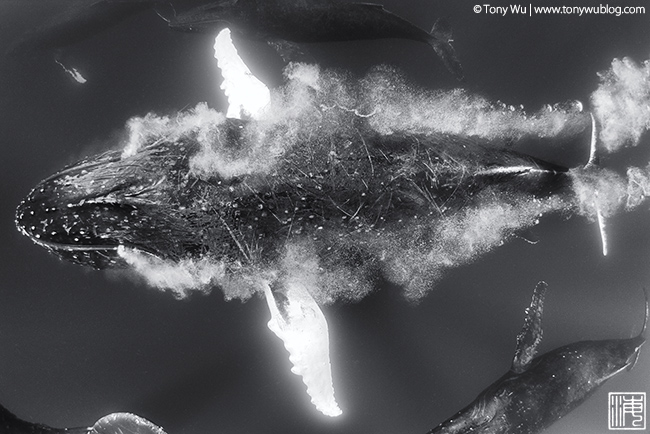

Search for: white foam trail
xmin=381 ymin=195 xmax=567 ymax=300
xmin=214 ymin=28 xmax=270 ymax=119
xmin=570 ymin=168 xmax=627 ymax=219
xmin=626 ymin=163 xmax=650 ymax=209
xmin=121 ymin=103 xmax=226 ymax=159
xmin=359 ymin=68 xmax=589 ymax=140
xmin=568 ymin=162 xmax=650 ymax=258
xmin=117 ymin=245 xmax=225 ymax=299
xmin=263 ymin=279 xmax=342 ymax=417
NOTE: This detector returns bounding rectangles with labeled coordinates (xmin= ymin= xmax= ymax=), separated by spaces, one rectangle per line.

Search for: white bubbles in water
xmin=117 ymin=245 xmax=225 ymax=299
xmin=121 ymin=103 xmax=227 ymax=160
xmin=591 ymin=57 xmax=650 ymax=152
xmin=113 ymin=49 xmax=650 ymax=303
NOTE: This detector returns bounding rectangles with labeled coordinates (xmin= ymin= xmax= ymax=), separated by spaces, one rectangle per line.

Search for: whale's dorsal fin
xmin=511 ymin=281 xmax=548 ymax=374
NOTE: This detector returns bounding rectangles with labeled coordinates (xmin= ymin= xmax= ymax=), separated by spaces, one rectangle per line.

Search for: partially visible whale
xmin=427 ymin=282 xmax=647 ymax=434
xmin=0 ymin=402 xmax=165 ymax=434
xmin=0 ymin=402 xmax=88 ymax=434
xmin=166 ymin=0 xmax=465 ymax=80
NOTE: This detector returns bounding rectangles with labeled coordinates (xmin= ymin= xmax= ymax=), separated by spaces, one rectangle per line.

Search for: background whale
xmin=428 ymin=283 xmax=647 ymax=434
xmin=166 ymin=0 xmax=464 ymax=80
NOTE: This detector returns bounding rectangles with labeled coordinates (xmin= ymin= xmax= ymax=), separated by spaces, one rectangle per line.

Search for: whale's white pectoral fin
xmin=263 ymin=280 xmax=342 ymax=417
xmin=213 ymin=28 xmax=270 ymax=119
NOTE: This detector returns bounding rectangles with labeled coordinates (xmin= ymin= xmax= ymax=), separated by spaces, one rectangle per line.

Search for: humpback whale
xmin=166 ymin=0 xmax=464 ymax=80
xmin=0 ymin=402 xmax=165 ymax=434
xmin=427 ymin=282 xmax=647 ymax=434
xmin=14 ymin=116 xmax=572 ymax=285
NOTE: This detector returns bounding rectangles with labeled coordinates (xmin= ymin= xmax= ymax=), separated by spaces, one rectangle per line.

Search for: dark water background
xmin=0 ymin=1 xmax=649 ymax=433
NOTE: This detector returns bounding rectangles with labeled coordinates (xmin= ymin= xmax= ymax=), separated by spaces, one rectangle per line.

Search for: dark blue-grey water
xmin=0 ymin=1 xmax=649 ymax=433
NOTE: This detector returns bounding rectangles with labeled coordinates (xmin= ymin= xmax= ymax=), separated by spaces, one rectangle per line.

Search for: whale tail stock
xmin=428 ymin=18 xmax=465 ymax=81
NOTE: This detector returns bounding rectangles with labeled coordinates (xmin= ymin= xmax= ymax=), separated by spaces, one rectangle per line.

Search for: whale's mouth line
xmin=24 ymin=236 xmax=119 ymax=253
xmin=23 ymin=235 xmax=165 ymax=262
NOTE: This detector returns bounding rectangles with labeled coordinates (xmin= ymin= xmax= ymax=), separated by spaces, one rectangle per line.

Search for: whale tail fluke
xmin=429 ymin=18 xmax=465 ymax=81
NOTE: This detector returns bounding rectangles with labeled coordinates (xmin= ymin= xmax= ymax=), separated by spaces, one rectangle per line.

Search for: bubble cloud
xmin=591 ymin=57 xmax=650 ymax=152
xmin=105 ymin=51 xmax=650 ymax=303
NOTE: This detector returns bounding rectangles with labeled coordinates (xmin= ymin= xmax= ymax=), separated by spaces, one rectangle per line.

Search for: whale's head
xmin=15 ymin=139 xmax=234 ymax=269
